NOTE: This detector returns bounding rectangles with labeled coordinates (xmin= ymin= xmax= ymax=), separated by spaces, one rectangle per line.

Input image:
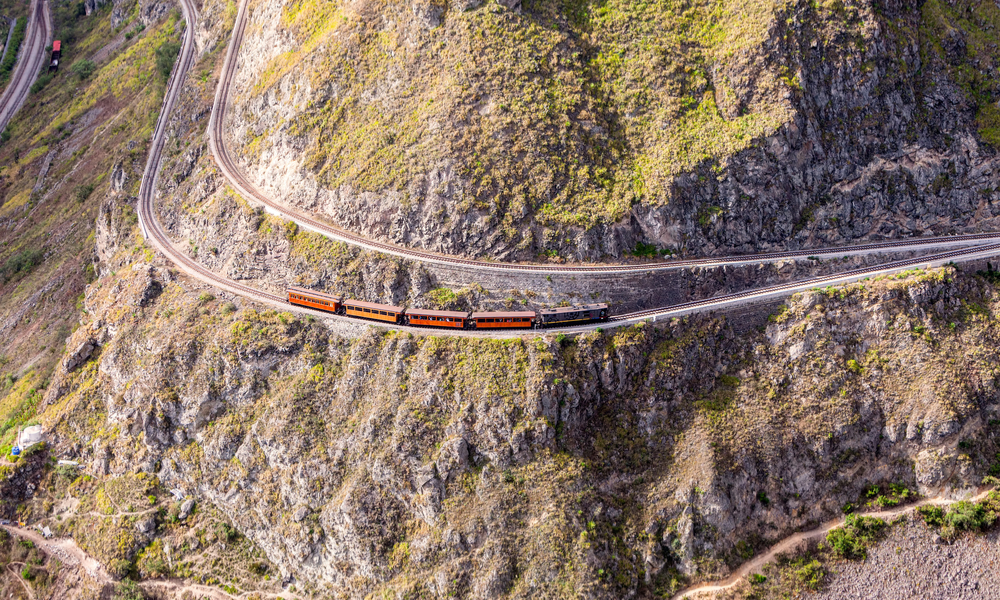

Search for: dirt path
xmin=670 ymin=489 xmax=994 ymax=599
xmin=1 ymin=525 xmax=112 ymax=585
xmin=5 ymin=562 xmax=35 ymax=600
xmin=3 ymin=524 xmax=297 ymax=600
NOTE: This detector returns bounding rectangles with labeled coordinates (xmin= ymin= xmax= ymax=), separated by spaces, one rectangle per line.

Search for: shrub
xmin=873 ymin=495 xmax=898 ymax=508
xmin=75 ymin=183 xmax=96 ymax=203
xmin=71 ymin=60 xmax=96 ymax=80
xmin=943 ymin=501 xmax=996 ymax=534
xmin=1 ymin=248 xmax=45 ymax=282
xmin=756 ymin=491 xmax=770 ymax=507
xmin=917 ymin=505 xmax=945 ymax=527
xmin=113 ymin=578 xmax=144 ymax=600
xmin=748 ymin=573 xmax=766 ymax=585
xmin=795 ymin=559 xmax=825 ymax=590
xmin=155 ymin=41 xmax=182 ymax=81
xmin=30 ymin=72 xmax=54 ymax=94
xmin=826 ymin=514 xmax=887 ymax=560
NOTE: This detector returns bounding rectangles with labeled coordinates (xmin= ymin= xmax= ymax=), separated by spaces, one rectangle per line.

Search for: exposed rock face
xmin=46 ymin=234 xmax=1000 ymax=597
xmin=227 ymin=0 xmax=1000 ymax=261
xmin=63 ymin=339 xmax=96 ymax=372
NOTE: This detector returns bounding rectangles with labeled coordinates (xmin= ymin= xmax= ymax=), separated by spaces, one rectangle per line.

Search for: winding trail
xmin=0 ymin=0 xmax=50 ymax=134
xmin=669 ymin=489 xmax=995 ymax=599
xmin=2 ymin=525 xmax=111 ymax=584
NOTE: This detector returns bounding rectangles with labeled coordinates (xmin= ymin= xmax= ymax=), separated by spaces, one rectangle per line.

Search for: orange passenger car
xmin=469 ymin=311 xmax=536 ymax=329
xmin=344 ymin=299 xmax=404 ymax=324
xmin=407 ymin=309 xmax=469 ymax=329
xmin=288 ymin=286 xmax=342 ymax=314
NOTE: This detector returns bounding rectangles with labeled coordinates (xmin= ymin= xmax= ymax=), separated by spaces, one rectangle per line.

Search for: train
xmin=49 ymin=40 xmax=61 ymax=72
xmin=287 ymin=286 xmax=609 ymax=330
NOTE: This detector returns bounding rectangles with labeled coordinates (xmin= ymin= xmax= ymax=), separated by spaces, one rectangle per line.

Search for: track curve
xmin=207 ymin=0 xmax=1000 ymax=275
xmin=0 ymin=0 xmax=50 ymax=133
xmin=138 ymin=0 xmax=1000 ymax=339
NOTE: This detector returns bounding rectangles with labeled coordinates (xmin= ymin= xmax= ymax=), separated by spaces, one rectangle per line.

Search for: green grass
xmin=249 ymin=0 xmax=798 ymax=236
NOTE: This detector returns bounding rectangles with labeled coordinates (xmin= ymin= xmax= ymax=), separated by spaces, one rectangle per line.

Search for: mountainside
xmin=228 ymin=0 xmax=1000 ymax=261
xmin=32 ymin=216 xmax=1000 ymax=598
xmin=4 ymin=0 xmax=1000 ymax=599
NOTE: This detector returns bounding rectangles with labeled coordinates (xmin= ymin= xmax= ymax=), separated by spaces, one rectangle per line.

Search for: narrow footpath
xmin=670 ymin=488 xmax=993 ymax=599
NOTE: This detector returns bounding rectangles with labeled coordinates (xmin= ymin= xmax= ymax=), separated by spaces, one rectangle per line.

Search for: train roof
xmin=52 ymin=40 xmax=60 ymax=52
xmin=538 ymin=304 xmax=608 ymax=315
xmin=407 ymin=308 xmax=470 ymax=318
xmin=470 ymin=311 xmax=537 ymax=319
xmin=344 ymin=298 xmax=404 ymax=312
xmin=288 ymin=286 xmax=342 ymax=301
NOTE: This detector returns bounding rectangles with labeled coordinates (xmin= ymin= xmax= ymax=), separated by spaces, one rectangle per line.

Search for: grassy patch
xmin=251 ymin=0 xmax=799 ymax=233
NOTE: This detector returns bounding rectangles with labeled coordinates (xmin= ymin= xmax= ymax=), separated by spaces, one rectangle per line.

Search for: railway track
xmin=207 ymin=0 xmax=1000 ymax=275
xmin=135 ymin=0 xmax=1000 ymax=339
xmin=0 ymin=0 xmax=50 ymax=133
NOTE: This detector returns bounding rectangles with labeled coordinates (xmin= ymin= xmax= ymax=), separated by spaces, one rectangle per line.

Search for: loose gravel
xmin=816 ymin=515 xmax=1000 ymax=599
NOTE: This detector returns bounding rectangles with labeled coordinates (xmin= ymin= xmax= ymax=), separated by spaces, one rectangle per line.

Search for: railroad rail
xmin=208 ymin=0 xmax=1000 ymax=275
xmin=0 ymin=0 xmax=50 ymax=133
xmin=134 ymin=0 xmax=1000 ymax=339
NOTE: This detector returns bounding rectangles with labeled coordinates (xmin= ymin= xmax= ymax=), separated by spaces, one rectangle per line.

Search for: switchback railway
xmin=207 ymin=0 xmax=1000 ymax=275
xmin=135 ymin=0 xmax=1000 ymax=339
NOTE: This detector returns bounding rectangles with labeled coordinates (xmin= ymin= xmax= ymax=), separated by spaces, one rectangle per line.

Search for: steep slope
xmin=227 ymin=0 xmax=1000 ymax=261
xmin=35 ymin=181 xmax=1000 ymax=597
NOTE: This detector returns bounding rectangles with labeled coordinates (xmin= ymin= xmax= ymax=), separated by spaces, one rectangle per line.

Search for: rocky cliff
xmin=226 ymin=0 xmax=1000 ymax=261
xmin=35 ymin=191 xmax=1000 ymax=596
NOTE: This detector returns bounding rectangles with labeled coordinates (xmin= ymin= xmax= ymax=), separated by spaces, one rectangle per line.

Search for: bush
xmin=71 ymin=59 xmax=96 ymax=80
xmin=113 ymin=578 xmax=144 ymax=600
xmin=917 ymin=505 xmax=945 ymax=527
xmin=795 ymin=559 xmax=825 ymax=590
xmin=1 ymin=249 xmax=45 ymax=283
xmin=75 ymin=183 xmax=95 ymax=203
xmin=943 ymin=501 xmax=996 ymax=534
xmin=30 ymin=72 xmax=54 ymax=94
xmin=826 ymin=514 xmax=887 ymax=560
xmin=155 ymin=41 xmax=182 ymax=81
